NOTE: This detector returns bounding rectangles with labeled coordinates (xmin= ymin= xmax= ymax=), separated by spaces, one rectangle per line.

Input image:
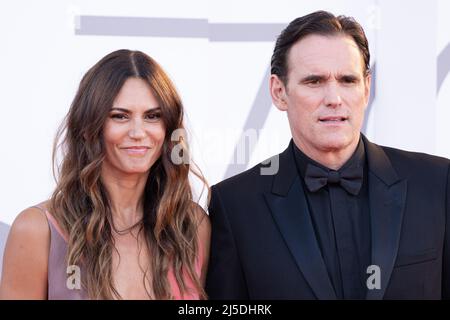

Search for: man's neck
xmin=293 ymin=136 xmax=360 ymax=171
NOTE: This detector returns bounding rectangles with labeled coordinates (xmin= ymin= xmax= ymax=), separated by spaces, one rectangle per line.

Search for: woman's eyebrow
xmin=110 ymin=107 xmax=161 ymax=113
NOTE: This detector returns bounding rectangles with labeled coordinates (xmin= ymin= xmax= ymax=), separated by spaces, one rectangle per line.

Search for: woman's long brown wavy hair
xmin=49 ymin=49 xmax=208 ymax=299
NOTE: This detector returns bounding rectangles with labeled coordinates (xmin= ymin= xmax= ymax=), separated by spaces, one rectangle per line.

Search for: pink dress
xmin=32 ymin=205 xmax=204 ymax=300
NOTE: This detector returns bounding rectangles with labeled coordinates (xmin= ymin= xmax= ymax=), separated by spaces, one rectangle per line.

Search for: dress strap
xmin=31 ymin=204 xmax=68 ymax=242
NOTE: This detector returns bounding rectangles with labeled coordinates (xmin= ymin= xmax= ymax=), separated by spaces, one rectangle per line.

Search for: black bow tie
xmin=304 ymin=163 xmax=363 ymax=195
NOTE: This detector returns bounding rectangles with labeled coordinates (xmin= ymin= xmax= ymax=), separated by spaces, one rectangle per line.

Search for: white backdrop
xmin=1 ymin=0 xmax=450 ymax=277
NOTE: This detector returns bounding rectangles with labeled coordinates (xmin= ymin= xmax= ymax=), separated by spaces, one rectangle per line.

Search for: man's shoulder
xmin=377 ymin=144 xmax=450 ymax=181
xmin=380 ymin=144 xmax=449 ymax=168
xmin=213 ymin=159 xmax=274 ymax=193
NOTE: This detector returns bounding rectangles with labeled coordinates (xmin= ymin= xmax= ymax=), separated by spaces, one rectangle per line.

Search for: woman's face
xmin=102 ymin=77 xmax=165 ymax=176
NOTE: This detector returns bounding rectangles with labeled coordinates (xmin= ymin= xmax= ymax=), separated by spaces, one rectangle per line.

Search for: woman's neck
xmin=101 ymin=166 xmax=149 ymax=228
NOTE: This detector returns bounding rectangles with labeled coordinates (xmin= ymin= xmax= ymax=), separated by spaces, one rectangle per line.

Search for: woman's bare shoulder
xmin=0 ymin=202 xmax=50 ymax=299
xmin=189 ymin=202 xmax=210 ymax=285
xmin=191 ymin=202 xmax=210 ymax=229
xmin=11 ymin=202 xmax=50 ymax=238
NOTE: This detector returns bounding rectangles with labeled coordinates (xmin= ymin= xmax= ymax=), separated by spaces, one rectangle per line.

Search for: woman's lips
xmin=120 ymin=146 xmax=150 ymax=155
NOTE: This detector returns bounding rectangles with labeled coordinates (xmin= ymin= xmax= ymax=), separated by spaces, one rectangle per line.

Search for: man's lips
xmin=318 ymin=116 xmax=348 ymax=122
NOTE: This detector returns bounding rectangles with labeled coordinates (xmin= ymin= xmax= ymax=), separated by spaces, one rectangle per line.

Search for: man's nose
xmin=128 ymin=119 xmax=146 ymax=139
xmin=323 ymin=82 xmax=342 ymax=108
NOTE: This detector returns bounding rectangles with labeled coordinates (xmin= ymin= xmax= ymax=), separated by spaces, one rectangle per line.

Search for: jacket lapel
xmin=363 ymin=135 xmax=407 ymax=300
xmin=264 ymin=141 xmax=337 ymax=299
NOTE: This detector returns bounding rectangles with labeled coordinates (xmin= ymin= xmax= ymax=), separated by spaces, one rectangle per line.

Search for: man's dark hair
xmin=271 ymin=10 xmax=371 ymax=84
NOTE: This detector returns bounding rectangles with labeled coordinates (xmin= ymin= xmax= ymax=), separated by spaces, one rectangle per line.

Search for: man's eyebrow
xmin=110 ymin=107 xmax=161 ymax=113
xmin=300 ymin=74 xmax=329 ymax=82
xmin=299 ymin=74 xmax=362 ymax=83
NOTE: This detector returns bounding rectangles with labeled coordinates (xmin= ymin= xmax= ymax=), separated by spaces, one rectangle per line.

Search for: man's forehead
xmin=291 ymin=34 xmax=360 ymax=54
xmin=287 ymin=34 xmax=365 ymax=74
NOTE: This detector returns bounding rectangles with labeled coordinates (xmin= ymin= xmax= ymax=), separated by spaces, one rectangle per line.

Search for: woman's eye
xmin=145 ymin=113 xmax=162 ymax=121
xmin=111 ymin=113 xmax=128 ymax=120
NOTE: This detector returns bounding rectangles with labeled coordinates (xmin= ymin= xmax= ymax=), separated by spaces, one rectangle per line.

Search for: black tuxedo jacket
xmin=205 ymin=136 xmax=450 ymax=299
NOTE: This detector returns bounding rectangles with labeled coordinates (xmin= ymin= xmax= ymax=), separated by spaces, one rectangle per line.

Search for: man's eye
xmin=306 ymin=79 xmax=321 ymax=86
xmin=342 ymin=77 xmax=358 ymax=84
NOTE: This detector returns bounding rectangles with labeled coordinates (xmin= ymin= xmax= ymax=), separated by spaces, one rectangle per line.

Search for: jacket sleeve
xmin=443 ymin=162 xmax=450 ymax=299
xmin=205 ymin=185 xmax=249 ymax=299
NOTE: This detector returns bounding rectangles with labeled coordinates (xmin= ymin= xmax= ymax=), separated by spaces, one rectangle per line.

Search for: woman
xmin=0 ymin=49 xmax=210 ymax=299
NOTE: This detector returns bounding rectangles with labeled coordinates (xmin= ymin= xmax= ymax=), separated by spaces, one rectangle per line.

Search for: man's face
xmin=272 ymin=34 xmax=370 ymax=158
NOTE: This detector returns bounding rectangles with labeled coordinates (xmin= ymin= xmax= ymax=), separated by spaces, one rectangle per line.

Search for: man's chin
xmin=317 ymin=135 xmax=355 ymax=152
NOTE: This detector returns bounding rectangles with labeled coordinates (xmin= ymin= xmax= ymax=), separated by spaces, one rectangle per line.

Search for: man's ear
xmin=270 ymin=74 xmax=288 ymax=111
xmin=364 ymin=73 xmax=371 ymax=108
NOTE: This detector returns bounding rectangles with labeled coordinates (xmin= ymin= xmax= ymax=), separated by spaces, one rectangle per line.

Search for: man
xmin=205 ymin=11 xmax=450 ymax=299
